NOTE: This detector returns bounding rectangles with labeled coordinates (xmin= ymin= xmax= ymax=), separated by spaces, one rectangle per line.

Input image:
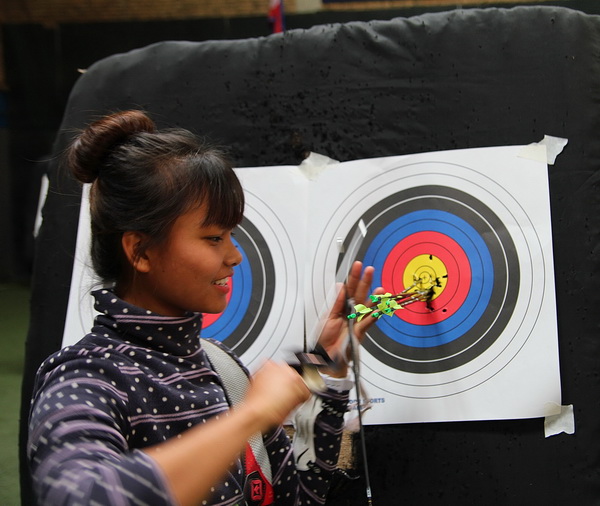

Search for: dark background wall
xmin=17 ymin=4 xmax=600 ymax=505
xmin=5 ymin=2 xmax=600 ymax=504
xmin=1 ymin=0 xmax=599 ymax=283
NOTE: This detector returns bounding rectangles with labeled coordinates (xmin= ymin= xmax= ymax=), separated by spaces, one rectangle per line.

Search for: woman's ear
xmin=122 ymin=231 xmax=151 ymax=273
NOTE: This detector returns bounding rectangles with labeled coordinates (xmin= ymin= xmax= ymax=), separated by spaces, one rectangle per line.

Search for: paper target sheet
xmin=305 ymin=146 xmax=560 ymax=424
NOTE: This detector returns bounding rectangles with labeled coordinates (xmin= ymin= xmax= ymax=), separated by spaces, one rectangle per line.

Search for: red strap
xmin=244 ymin=443 xmax=274 ymax=505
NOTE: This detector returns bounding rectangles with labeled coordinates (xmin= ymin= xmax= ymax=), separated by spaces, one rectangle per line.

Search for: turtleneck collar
xmin=92 ymin=288 xmax=204 ymax=356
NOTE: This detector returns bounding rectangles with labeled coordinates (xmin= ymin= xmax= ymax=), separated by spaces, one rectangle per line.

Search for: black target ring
xmin=345 ymin=185 xmax=519 ymax=374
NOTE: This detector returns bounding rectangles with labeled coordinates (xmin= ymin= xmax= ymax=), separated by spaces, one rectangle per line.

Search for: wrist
xmin=234 ymin=400 xmax=276 ymax=434
xmin=319 ymin=370 xmax=354 ymax=392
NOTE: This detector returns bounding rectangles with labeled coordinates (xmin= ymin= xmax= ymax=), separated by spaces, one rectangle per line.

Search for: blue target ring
xmin=201 ymin=239 xmax=252 ymax=339
xmin=364 ymin=210 xmax=494 ymax=347
xmin=201 ymin=217 xmax=275 ymax=355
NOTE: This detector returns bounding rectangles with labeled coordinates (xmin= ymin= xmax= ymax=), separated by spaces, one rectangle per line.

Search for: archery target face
xmin=356 ymin=186 xmax=519 ymax=375
xmin=308 ymin=149 xmax=556 ymax=402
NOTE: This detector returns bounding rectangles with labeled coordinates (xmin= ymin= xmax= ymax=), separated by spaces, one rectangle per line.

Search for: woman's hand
xmin=316 ymin=261 xmax=383 ymax=377
xmin=244 ymin=360 xmax=311 ymax=430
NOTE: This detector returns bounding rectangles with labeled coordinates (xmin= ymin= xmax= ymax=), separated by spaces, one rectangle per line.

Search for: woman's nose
xmin=227 ymin=238 xmax=243 ymax=267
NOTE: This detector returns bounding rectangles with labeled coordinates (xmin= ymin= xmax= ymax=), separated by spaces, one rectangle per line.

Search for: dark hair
xmin=67 ymin=110 xmax=245 ymax=283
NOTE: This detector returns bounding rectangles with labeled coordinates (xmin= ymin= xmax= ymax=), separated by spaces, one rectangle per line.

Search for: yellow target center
xmin=403 ymin=254 xmax=448 ymax=300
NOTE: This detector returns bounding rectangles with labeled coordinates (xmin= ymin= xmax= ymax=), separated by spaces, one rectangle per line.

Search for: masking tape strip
xmin=297 ymin=151 xmax=339 ymax=180
xmin=518 ymin=135 xmax=568 ymax=165
xmin=544 ymin=404 xmax=575 ymax=438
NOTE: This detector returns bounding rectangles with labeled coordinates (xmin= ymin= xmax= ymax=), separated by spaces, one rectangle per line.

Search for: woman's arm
xmin=143 ymin=360 xmax=310 ymax=506
xmin=29 ymin=357 xmax=309 ymax=506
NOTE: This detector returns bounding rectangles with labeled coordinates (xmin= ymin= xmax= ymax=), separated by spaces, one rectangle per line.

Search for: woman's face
xmin=126 ymin=203 xmax=243 ymax=317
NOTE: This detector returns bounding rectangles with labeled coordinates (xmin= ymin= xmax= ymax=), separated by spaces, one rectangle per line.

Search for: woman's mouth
xmin=212 ymin=278 xmax=230 ymax=294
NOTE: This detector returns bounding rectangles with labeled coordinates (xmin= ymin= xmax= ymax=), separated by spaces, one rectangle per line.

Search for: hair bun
xmin=68 ymin=110 xmax=156 ymax=183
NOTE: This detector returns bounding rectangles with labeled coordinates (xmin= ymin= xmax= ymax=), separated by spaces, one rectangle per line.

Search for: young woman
xmin=27 ymin=110 xmax=380 ymax=506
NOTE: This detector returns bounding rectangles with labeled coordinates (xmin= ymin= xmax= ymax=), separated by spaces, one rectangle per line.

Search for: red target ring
xmin=201 ymin=282 xmax=234 ymax=327
xmin=381 ymin=231 xmax=471 ymax=325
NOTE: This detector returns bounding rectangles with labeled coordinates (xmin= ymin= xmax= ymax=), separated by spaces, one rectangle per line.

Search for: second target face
xmin=354 ymin=185 xmax=520 ymax=374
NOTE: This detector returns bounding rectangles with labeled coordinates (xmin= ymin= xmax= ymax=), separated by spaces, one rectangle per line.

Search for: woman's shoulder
xmin=40 ymin=329 xmax=117 ymax=363
xmin=34 ymin=330 xmax=138 ymax=389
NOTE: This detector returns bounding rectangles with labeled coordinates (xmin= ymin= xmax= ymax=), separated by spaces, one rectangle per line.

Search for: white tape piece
xmin=298 ymin=151 xmax=339 ymax=180
xmin=544 ymin=404 xmax=575 ymax=438
xmin=518 ymin=135 xmax=568 ymax=165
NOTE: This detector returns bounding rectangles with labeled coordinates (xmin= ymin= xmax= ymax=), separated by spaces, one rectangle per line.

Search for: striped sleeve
xmin=266 ymin=388 xmax=349 ymax=505
xmin=27 ymin=361 xmax=175 ymax=506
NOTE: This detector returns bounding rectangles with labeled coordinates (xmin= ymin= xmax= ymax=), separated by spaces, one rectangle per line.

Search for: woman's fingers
xmin=247 ymin=361 xmax=311 ymax=428
xmin=353 ymin=265 xmax=375 ymax=304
